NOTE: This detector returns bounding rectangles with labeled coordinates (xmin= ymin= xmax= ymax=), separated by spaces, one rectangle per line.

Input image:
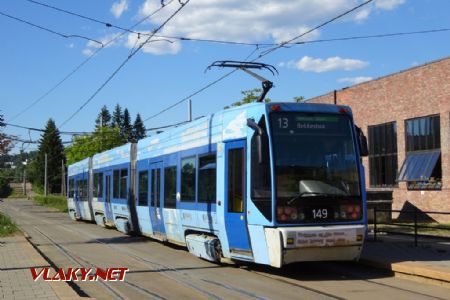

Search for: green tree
xmin=132 ymin=113 xmax=146 ymax=142
xmin=65 ymin=127 xmax=126 ymax=165
xmin=224 ymin=88 xmax=271 ymax=109
xmin=292 ymin=96 xmax=306 ymax=103
xmin=111 ymin=104 xmax=123 ymax=129
xmin=0 ymin=111 xmax=13 ymax=195
xmin=0 ymin=112 xmax=12 ymax=156
xmin=122 ymin=108 xmax=133 ymax=141
xmin=30 ymin=119 xmax=65 ymax=194
xmin=95 ymin=105 xmax=112 ymax=129
xmin=0 ymin=176 xmax=12 ymax=197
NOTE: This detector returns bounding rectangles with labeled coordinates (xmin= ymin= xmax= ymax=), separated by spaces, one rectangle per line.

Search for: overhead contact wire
xmin=58 ymin=0 xmax=190 ymax=129
xmin=0 ymin=10 xmax=103 ymax=46
xmin=8 ymin=0 xmax=175 ymax=123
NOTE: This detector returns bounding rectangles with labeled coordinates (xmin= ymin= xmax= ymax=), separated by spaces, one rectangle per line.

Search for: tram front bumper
xmin=264 ymin=225 xmax=365 ymax=268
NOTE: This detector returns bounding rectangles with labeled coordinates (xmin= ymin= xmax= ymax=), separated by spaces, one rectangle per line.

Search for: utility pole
xmin=22 ymin=167 xmax=26 ymax=195
xmin=44 ymin=153 xmax=48 ymax=196
xmin=61 ymin=160 xmax=66 ymax=196
xmin=188 ymin=99 xmax=192 ymax=122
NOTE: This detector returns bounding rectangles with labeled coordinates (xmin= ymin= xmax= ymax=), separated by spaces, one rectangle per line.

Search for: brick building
xmin=308 ymin=56 xmax=450 ymax=222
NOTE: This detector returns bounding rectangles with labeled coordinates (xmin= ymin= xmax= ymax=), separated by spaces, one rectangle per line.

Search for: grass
xmin=7 ymin=190 xmax=28 ymax=199
xmin=34 ymin=194 xmax=68 ymax=213
xmin=0 ymin=213 xmax=18 ymax=237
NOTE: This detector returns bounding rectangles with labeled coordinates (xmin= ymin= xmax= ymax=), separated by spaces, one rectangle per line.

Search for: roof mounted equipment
xmin=206 ymin=60 xmax=278 ymax=103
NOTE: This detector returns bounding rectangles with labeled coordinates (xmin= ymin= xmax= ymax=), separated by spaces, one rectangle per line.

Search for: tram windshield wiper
xmin=287 ymin=192 xmax=338 ymax=205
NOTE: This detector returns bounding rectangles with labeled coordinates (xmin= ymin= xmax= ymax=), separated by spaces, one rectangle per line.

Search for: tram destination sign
xmin=271 ymin=113 xmax=346 ymax=135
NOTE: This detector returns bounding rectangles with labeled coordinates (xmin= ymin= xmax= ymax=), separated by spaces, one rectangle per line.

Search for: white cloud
xmin=283 ymin=56 xmax=369 ymax=73
xmin=375 ymin=0 xmax=405 ymax=10
xmin=82 ymin=33 xmax=125 ymax=55
xmin=79 ymin=1 xmax=404 ymax=56
xmin=111 ymin=0 xmax=129 ymax=18
xmin=338 ymin=76 xmax=373 ymax=85
xmin=82 ymin=48 xmax=94 ymax=56
xmin=353 ymin=8 xmax=371 ymax=22
xmin=135 ymin=0 xmax=403 ymax=55
xmin=125 ymin=32 xmax=181 ymax=55
xmin=270 ymin=26 xmax=320 ymax=44
xmin=67 ymin=43 xmax=75 ymax=49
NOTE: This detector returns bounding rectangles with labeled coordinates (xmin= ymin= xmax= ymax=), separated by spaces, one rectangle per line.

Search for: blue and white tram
xmin=90 ymin=143 xmax=136 ymax=231
xmin=67 ymin=102 xmax=368 ymax=267
xmin=67 ymin=157 xmax=94 ymax=222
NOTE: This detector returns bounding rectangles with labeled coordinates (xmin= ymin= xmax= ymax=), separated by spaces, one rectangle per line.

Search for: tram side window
xmin=251 ymin=116 xmax=272 ymax=221
xmin=68 ymin=179 xmax=75 ymax=198
xmin=151 ymin=169 xmax=161 ymax=207
xmin=228 ymin=148 xmax=244 ymax=213
xmin=93 ymin=172 xmax=103 ymax=198
xmin=198 ymin=154 xmax=216 ymax=203
xmin=164 ymin=166 xmax=177 ymax=208
xmin=112 ymin=169 xmax=128 ymax=199
xmin=181 ymin=157 xmax=196 ymax=201
xmin=138 ymin=171 xmax=148 ymax=206
xmin=120 ymin=169 xmax=128 ymax=199
xmin=77 ymin=179 xmax=88 ymax=201
xmin=113 ymin=170 xmax=120 ymax=198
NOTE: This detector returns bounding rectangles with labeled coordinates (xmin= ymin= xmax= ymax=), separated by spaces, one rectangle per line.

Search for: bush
xmin=34 ymin=194 xmax=68 ymax=213
xmin=0 ymin=177 xmax=12 ymax=198
xmin=31 ymin=183 xmax=44 ymax=195
xmin=0 ymin=213 xmax=18 ymax=237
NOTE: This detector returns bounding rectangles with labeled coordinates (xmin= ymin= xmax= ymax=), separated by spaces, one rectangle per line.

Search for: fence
xmin=373 ymin=208 xmax=450 ymax=246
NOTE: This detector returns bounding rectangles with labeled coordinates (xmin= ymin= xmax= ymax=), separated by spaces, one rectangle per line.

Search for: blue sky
xmin=1 ymin=0 xmax=450 ymax=153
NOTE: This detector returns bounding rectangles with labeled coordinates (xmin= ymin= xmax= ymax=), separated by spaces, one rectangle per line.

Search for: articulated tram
xmin=67 ymin=102 xmax=368 ymax=267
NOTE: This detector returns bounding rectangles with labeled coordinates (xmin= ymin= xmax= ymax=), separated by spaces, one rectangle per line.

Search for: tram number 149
xmin=312 ymin=208 xmax=328 ymax=219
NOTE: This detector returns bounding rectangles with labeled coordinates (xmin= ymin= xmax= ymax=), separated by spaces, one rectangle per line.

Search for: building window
xmin=368 ymin=122 xmax=398 ymax=187
xmin=93 ymin=172 xmax=103 ymax=198
xmin=198 ymin=154 xmax=216 ymax=203
xmin=398 ymin=115 xmax=441 ymax=190
xmin=138 ymin=171 xmax=148 ymax=206
xmin=164 ymin=166 xmax=177 ymax=208
xmin=181 ymin=157 xmax=196 ymax=201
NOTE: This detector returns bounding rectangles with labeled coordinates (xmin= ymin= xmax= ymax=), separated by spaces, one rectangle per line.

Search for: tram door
xmin=224 ymin=140 xmax=252 ymax=257
xmin=104 ymin=173 xmax=114 ymax=223
xmin=73 ymin=178 xmax=81 ymax=219
xmin=149 ymin=162 xmax=165 ymax=239
xmin=136 ymin=168 xmax=152 ymax=235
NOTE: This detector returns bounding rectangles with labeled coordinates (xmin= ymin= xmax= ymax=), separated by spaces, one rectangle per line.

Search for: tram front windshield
xmin=270 ymin=112 xmax=362 ymax=224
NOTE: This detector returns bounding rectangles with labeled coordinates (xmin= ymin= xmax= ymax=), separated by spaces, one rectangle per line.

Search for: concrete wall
xmin=308 ymin=57 xmax=450 ymax=222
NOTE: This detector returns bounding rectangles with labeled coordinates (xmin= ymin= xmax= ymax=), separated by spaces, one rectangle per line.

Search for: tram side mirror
xmin=247 ymin=118 xmax=263 ymax=164
xmin=356 ymin=126 xmax=369 ymax=157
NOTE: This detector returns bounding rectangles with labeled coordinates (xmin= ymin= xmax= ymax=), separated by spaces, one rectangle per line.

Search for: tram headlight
xmin=277 ymin=206 xmax=298 ymax=221
xmin=339 ymin=204 xmax=362 ymax=220
xmin=298 ymin=211 xmax=305 ymax=221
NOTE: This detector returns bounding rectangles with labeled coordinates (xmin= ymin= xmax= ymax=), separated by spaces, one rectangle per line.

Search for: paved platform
xmin=361 ymin=234 xmax=450 ymax=286
xmin=0 ymin=234 xmax=81 ymax=300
